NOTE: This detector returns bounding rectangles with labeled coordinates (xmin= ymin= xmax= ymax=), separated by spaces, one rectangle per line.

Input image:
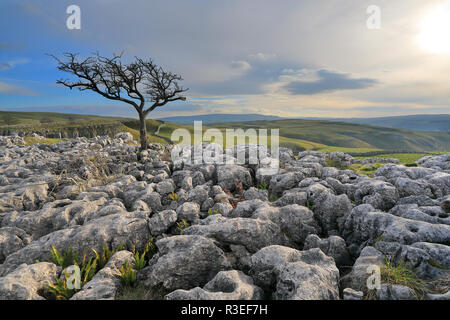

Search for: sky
xmin=0 ymin=0 xmax=449 ymax=119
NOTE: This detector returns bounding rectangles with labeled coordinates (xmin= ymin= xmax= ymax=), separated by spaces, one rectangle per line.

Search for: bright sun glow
xmin=417 ymin=3 xmax=450 ymax=53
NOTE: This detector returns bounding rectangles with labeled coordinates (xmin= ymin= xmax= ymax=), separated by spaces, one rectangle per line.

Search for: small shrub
xmin=50 ymin=246 xmax=79 ymax=269
xmin=176 ymin=219 xmax=189 ymax=231
xmin=119 ymin=261 xmax=136 ymax=287
xmin=168 ymin=191 xmax=178 ymax=202
xmin=305 ymin=199 xmax=315 ymax=211
xmin=93 ymin=242 xmax=125 ymax=270
xmin=427 ymin=259 xmax=447 ymax=270
xmin=47 ymin=274 xmax=77 ymax=300
xmin=257 ymin=182 xmax=268 ymax=190
xmin=268 ymin=193 xmax=279 ymax=203
xmin=374 ymin=235 xmax=384 ymax=244
xmin=380 ymin=258 xmax=427 ymax=299
xmin=208 ymin=208 xmax=220 ymax=216
xmin=47 ymin=243 xmax=125 ymax=300
xmin=132 ymin=238 xmax=156 ymax=270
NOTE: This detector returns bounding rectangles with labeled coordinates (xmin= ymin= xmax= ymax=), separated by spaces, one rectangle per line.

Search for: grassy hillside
xmin=1 ymin=111 xmax=449 ymax=153
xmin=211 ymin=119 xmax=450 ymax=152
xmin=334 ymin=114 xmax=450 ymax=132
xmin=0 ymin=111 xmax=126 ymax=126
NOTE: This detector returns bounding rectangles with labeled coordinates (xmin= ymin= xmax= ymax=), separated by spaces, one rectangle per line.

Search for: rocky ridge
xmin=0 ymin=133 xmax=449 ymax=300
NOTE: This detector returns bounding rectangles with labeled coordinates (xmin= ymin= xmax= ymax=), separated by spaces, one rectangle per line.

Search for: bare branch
xmin=50 ymin=52 xmax=188 ymax=149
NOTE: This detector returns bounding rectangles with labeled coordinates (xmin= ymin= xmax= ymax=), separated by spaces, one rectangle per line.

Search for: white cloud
xmin=0 ymin=81 xmax=38 ymax=96
xmin=230 ymin=60 xmax=251 ymax=71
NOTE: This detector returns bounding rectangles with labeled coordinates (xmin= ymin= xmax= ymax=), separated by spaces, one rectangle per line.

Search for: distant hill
xmin=1 ymin=111 xmax=449 ymax=152
xmin=157 ymin=113 xmax=283 ymax=124
xmin=328 ymin=114 xmax=450 ymax=132
xmin=211 ymin=119 xmax=450 ymax=152
xmin=0 ymin=111 xmax=129 ymax=125
xmin=158 ymin=113 xmax=450 ymax=132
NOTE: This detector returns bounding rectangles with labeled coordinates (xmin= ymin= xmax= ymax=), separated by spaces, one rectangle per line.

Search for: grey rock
xmin=354 ymin=179 xmax=399 ymax=211
xmin=148 ymin=210 xmax=177 ymax=236
xmin=217 ymin=165 xmax=253 ymax=192
xmin=228 ymin=200 xmax=265 ymax=218
xmin=426 ymin=290 xmax=450 ymax=300
xmin=274 ymin=189 xmax=307 ymax=207
xmin=0 ymin=262 xmax=60 ymax=300
xmin=0 ymin=213 xmax=150 ymax=276
xmin=269 ymin=172 xmax=304 ymax=197
xmin=165 ymin=270 xmax=263 ymax=300
xmin=114 ymin=132 xmax=134 ymax=143
xmin=2 ymin=198 xmax=108 ymax=240
xmin=306 ymin=183 xmax=352 ymax=233
xmin=252 ymin=204 xmax=319 ymax=246
xmin=243 ymin=187 xmax=268 ymax=201
xmin=71 ymin=251 xmax=135 ymax=300
xmin=343 ymin=288 xmax=364 ymax=300
xmin=418 ymin=154 xmax=450 ymax=171
xmin=156 ymin=179 xmax=175 ymax=195
xmin=176 ymin=202 xmax=200 ymax=222
xmin=139 ymin=235 xmax=231 ymax=291
xmin=343 ymin=205 xmax=450 ymax=255
xmin=441 ymin=195 xmax=450 ymax=213
xmin=0 ymin=227 xmax=31 ymax=263
xmin=182 ymin=215 xmax=287 ymax=253
xmin=377 ymin=284 xmax=417 ymax=300
xmin=187 ymin=185 xmax=209 ymax=204
xmin=393 ymin=177 xmax=433 ymax=198
xmin=249 ymin=246 xmax=339 ymax=300
xmin=340 ymin=246 xmax=385 ymax=293
xmin=303 ymin=234 xmax=351 ymax=267
xmin=389 ymin=204 xmax=450 ymax=225
xmin=0 ymin=183 xmax=49 ymax=213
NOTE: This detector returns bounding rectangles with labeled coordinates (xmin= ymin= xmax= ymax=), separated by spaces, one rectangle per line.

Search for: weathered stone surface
xmin=354 ymin=180 xmax=399 ymax=211
xmin=217 ymin=165 xmax=253 ymax=192
xmin=165 ymin=270 xmax=264 ymax=300
xmin=229 ymin=200 xmax=265 ymax=218
xmin=340 ymin=246 xmax=384 ymax=293
xmin=139 ymin=235 xmax=231 ymax=291
xmin=114 ymin=132 xmax=134 ymax=143
xmin=0 ymin=227 xmax=31 ymax=263
xmin=0 ymin=213 xmax=150 ymax=276
xmin=0 ymin=262 xmax=60 ymax=300
xmin=0 ymin=137 xmax=448 ymax=301
xmin=148 ymin=210 xmax=177 ymax=236
xmin=71 ymin=251 xmax=135 ymax=300
xmin=441 ymin=195 xmax=450 ymax=213
xmin=303 ymin=234 xmax=351 ymax=267
xmin=2 ymin=198 xmax=108 ymax=239
xmin=343 ymin=288 xmax=364 ymax=300
xmin=252 ymin=204 xmax=319 ymax=246
xmin=274 ymin=189 xmax=307 ymax=207
xmin=377 ymin=284 xmax=418 ymax=300
xmin=269 ymin=172 xmax=304 ymax=197
xmin=306 ymin=183 xmax=352 ymax=233
xmin=176 ymin=202 xmax=200 ymax=222
xmin=249 ymin=246 xmax=339 ymax=300
xmin=182 ymin=215 xmax=288 ymax=253
xmin=343 ymin=205 xmax=450 ymax=256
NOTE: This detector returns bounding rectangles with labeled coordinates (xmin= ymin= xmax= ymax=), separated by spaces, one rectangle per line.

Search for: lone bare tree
xmin=51 ymin=53 xmax=188 ymax=150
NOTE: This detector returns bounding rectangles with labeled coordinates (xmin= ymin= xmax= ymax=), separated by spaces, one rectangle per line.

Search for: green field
xmin=0 ymin=111 xmax=127 ymax=126
xmin=354 ymin=153 xmax=444 ymax=165
xmin=211 ymin=119 xmax=450 ymax=152
xmin=1 ymin=112 xmax=449 ymax=154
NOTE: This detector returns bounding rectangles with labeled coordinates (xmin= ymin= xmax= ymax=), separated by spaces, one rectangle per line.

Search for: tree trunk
xmin=139 ymin=113 xmax=148 ymax=150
